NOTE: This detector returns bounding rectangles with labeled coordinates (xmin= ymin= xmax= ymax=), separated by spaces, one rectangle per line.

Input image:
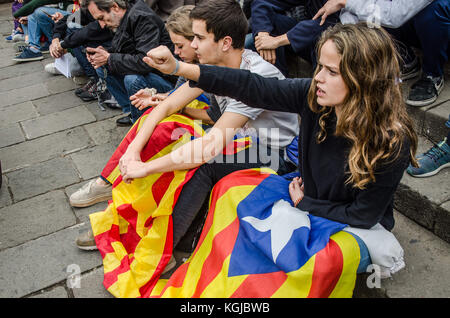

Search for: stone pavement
xmin=0 ymin=2 xmax=449 ymax=298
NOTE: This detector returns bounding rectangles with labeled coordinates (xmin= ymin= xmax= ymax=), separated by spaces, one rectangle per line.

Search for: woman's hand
xmin=120 ymin=159 xmax=150 ymax=184
xmin=130 ymin=89 xmax=168 ymax=110
xmin=119 ymin=149 xmax=143 ymax=183
xmin=289 ymin=177 xmax=304 ymax=207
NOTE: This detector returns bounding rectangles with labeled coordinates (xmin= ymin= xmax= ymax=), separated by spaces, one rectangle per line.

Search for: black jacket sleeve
xmin=190 ymin=64 xmax=311 ymax=116
xmin=61 ymin=21 xmax=113 ymax=49
xmin=108 ymin=14 xmax=164 ymax=75
xmin=298 ymin=145 xmax=411 ymax=229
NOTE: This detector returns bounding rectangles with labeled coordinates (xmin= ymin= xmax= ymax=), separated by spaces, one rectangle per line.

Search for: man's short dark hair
xmin=190 ymin=0 xmax=248 ymax=49
xmin=82 ymin=0 xmax=127 ymax=12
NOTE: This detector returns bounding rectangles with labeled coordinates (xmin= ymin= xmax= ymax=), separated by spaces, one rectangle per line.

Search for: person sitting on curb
xmin=83 ymin=0 xmax=176 ymax=127
xmin=47 ymin=7 xmax=116 ymax=106
xmin=313 ymin=0 xmax=449 ymax=107
xmin=248 ymin=0 xmax=340 ymax=77
xmin=12 ymin=0 xmax=75 ymax=62
xmin=144 ymin=22 xmax=418 ymax=232
xmin=69 ymin=4 xmax=215 ymax=210
xmin=74 ymin=0 xmax=298 ymax=251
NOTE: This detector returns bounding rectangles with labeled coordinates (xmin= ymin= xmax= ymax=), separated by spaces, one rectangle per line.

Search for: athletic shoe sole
xmin=401 ymin=69 xmax=421 ymax=81
xmin=408 ymin=162 xmax=450 ymax=177
xmin=69 ymin=194 xmax=112 ymax=208
xmin=76 ymin=244 xmax=98 ymax=251
xmin=12 ymin=55 xmax=44 ymax=62
xmin=406 ymin=81 xmax=444 ymax=107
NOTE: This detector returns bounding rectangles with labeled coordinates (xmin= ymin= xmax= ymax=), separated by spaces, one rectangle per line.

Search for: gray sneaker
xmin=76 ymin=230 xmax=98 ymax=251
xmin=69 ymin=179 xmax=112 ymax=207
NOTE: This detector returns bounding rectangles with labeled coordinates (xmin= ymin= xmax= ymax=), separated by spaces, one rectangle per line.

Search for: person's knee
xmin=33 ymin=7 xmax=51 ymax=23
xmin=124 ymin=74 xmax=145 ymax=95
xmin=415 ymin=0 xmax=448 ymax=25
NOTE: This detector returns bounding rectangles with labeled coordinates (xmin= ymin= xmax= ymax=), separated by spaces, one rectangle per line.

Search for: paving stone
xmin=45 ymin=76 xmax=79 ymax=94
xmin=72 ymin=267 xmax=113 ymax=298
xmin=32 ymin=91 xmax=88 ymax=115
xmin=0 ymin=127 xmax=93 ymax=172
xmin=6 ymin=157 xmax=80 ymax=202
xmin=0 ymin=123 xmax=25 ymax=148
xmin=0 ymin=61 xmax=43 ymax=81
xmin=0 ymin=20 xmax=12 ymax=35
xmin=21 ymin=105 xmax=96 ymax=139
xmin=85 ymin=101 xmax=123 ymax=121
xmin=0 ymin=224 xmax=103 ymax=298
xmin=70 ymin=143 xmax=117 ymax=180
xmin=0 ymin=175 xmax=12 ymax=208
xmin=29 ymin=286 xmax=68 ymax=298
xmin=0 ymin=101 xmax=39 ymax=128
xmin=0 ymin=190 xmax=76 ymax=250
xmin=383 ymin=212 xmax=450 ymax=298
xmin=65 ymin=180 xmax=109 ymax=223
xmin=0 ymin=71 xmax=53 ymax=93
xmin=84 ymin=117 xmax=129 ymax=146
xmin=0 ymin=83 xmax=49 ymax=108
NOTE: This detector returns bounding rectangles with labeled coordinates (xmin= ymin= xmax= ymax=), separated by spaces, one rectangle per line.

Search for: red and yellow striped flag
xmin=151 ymin=169 xmax=361 ymax=298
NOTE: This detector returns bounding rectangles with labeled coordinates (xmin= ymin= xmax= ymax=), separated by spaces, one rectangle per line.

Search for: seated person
xmin=5 ymin=0 xmax=25 ymax=42
xmin=248 ymin=0 xmax=340 ymax=77
xmin=74 ymin=0 xmax=299 ymax=251
xmin=147 ymin=22 xmax=418 ymax=232
xmin=314 ymin=0 xmax=449 ymax=106
xmin=13 ymin=0 xmax=74 ymax=62
xmin=47 ymin=7 xmax=115 ymax=104
xmin=69 ymin=4 xmax=213 ymax=209
xmin=83 ymin=0 xmax=176 ymax=126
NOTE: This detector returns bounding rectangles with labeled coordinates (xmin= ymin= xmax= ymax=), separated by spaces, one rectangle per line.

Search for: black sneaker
xmin=75 ymin=77 xmax=97 ymax=97
xmin=406 ymin=75 xmax=444 ymax=107
xmin=78 ymin=80 xmax=99 ymax=102
xmin=401 ymin=56 xmax=421 ymax=81
xmin=98 ymin=90 xmax=121 ymax=109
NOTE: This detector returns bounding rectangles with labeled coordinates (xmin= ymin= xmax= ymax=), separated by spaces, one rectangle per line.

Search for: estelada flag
xmin=90 ymin=97 xmax=252 ymax=297
xmin=151 ymin=168 xmax=361 ymax=298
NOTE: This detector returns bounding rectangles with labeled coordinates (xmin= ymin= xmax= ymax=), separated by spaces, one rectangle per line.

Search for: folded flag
xmin=151 ymin=168 xmax=361 ymax=298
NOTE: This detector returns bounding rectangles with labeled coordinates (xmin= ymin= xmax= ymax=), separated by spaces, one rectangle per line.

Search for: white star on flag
xmin=242 ymin=199 xmax=310 ymax=264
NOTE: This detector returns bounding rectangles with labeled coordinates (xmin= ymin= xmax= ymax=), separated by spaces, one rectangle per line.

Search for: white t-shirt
xmin=215 ymin=49 xmax=299 ymax=149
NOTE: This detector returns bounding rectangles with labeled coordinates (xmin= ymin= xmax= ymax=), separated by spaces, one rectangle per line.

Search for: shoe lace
xmin=424 ymin=141 xmax=449 ymax=162
xmin=412 ymin=76 xmax=438 ymax=94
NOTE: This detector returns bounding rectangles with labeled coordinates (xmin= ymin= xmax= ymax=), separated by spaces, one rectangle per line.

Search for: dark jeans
xmin=386 ymin=0 xmax=449 ymax=77
xmin=172 ymin=144 xmax=296 ymax=251
xmin=96 ymin=67 xmax=173 ymax=121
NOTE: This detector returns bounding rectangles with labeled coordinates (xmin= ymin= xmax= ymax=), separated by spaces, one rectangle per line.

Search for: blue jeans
xmin=27 ymin=6 xmax=70 ymax=49
xmin=96 ymin=67 xmax=173 ymax=122
xmin=386 ymin=0 xmax=449 ymax=77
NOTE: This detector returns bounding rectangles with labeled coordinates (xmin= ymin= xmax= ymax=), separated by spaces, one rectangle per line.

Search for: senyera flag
xmin=151 ymin=168 xmax=361 ymax=298
xmin=90 ymin=97 xmax=360 ymax=298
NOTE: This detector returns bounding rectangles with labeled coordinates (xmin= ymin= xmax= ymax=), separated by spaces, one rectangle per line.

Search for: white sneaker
xmin=12 ymin=33 xmax=25 ymax=42
xmin=69 ymin=179 xmax=112 ymax=207
xmin=45 ymin=63 xmax=62 ymax=75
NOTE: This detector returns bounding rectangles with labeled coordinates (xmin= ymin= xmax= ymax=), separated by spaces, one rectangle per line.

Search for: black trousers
xmin=172 ymin=144 xmax=296 ymax=252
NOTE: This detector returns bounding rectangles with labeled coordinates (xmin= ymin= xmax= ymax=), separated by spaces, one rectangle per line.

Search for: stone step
xmin=353 ymin=211 xmax=450 ymax=298
xmin=394 ymin=136 xmax=450 ymax=243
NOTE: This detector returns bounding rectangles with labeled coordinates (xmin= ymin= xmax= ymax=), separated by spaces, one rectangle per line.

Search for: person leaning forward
xmin=84 ymin=0 xmax=176 ymax=126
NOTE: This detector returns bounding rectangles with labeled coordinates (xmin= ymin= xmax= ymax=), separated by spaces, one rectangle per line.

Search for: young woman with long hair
xmin=145 ymin=22 xmax=418 ymax=231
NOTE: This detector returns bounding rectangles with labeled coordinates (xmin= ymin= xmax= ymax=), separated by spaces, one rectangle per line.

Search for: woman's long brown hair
xmin=307 ymin=23 xmax=418 ymax=189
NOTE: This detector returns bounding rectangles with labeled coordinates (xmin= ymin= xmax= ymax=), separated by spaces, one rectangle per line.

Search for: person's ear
xmin=111 ymin=2 xmax=119 ymax=12
xmin=221 ymin=36 xmax=233 ymax=51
